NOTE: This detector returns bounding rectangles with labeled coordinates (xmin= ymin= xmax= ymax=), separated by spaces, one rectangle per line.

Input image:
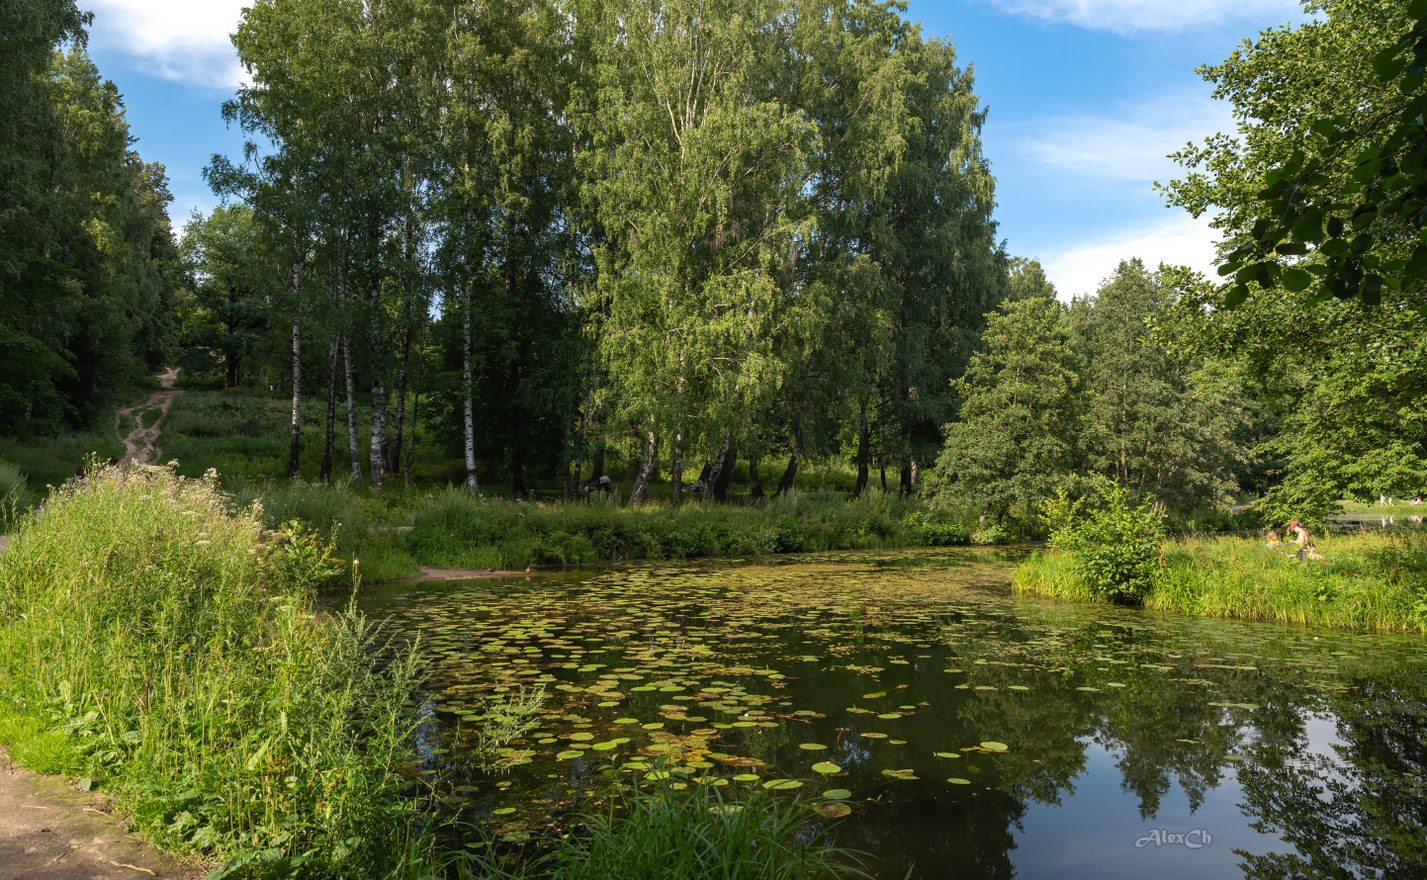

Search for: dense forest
xmin=1 ymin=0 xmax=179 ymax=435
xmin=3 ymin=0 xmax=1424 ymax=530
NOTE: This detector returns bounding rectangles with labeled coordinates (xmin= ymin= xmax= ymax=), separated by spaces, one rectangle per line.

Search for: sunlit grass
xmin=1015 ymin=528 xmax=1427 ymax=632
xmin=0 ymin=461 xmax=431 ymax=876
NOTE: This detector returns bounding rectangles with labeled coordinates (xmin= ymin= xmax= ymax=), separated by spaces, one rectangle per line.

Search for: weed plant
xmin=408 ymin=487 xmax=962 ymax=569
xmin=455 ymin=782 xmax=868 ymax=880
xmin=0 ymin=462 xmax=431 ymax=877
xmin=1016 ymin=527 xmax=1427 ymax=631
xmin=0 ymin=430 xmax=123 ymax=501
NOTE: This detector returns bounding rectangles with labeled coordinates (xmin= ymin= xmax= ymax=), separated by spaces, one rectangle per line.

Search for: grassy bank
xmin=0 ymin=462 xmax=432 ymax=877
xmin=1015 ymin=528 xmax=1427 ymax=632
xmin=222 ymin=479 xmax=974 ymax=582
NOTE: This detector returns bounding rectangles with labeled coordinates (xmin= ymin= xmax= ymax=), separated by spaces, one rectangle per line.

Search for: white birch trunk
xmin=462 ymin=274 xmax=480 ymax=495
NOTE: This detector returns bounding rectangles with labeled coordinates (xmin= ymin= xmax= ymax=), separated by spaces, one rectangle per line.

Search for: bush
xmin=1047 ymin=481 xmax=1165 ymax=604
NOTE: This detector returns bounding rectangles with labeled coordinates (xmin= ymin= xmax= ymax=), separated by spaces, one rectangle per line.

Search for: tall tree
xmin=929 ymin=297 xmax=1083 ymax=524
xmin=1079 ymin=259 xmax=1248 ymax=509
xmin=579 ymin=0 xmax=819 ymax=502
xmin=179 ymin=205 xmax=277 ymax=387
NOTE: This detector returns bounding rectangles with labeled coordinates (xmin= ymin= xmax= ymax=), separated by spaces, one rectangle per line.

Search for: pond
xmin=357 ymin=548 xmax=1427 ymax=880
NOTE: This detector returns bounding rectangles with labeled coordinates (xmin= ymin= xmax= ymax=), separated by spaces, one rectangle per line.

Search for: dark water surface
xmin=356 ymin=548 xmax=1427 ymax=879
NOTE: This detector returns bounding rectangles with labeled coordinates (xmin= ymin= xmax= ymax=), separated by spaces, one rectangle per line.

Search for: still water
xmin=357 ymin=548 xmax=1427 ymax=879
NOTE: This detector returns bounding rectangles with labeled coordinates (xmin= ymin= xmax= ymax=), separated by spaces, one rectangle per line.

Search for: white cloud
xmin=981 ymin=0 xmax=1303 ymax=34
xmin=85 ymin=0 xmax=248 ymax=88
xmin=1040 ymin=213 xmax=1220 ymax=299
xmin=1003 ymin=92 xmax=1234 ymax=183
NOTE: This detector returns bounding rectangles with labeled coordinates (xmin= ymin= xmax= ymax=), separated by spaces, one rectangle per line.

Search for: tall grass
xmin=0 ymin=462 xmax=431 ymax=877
xmin=408 ymin=486 xmax=966 ymax=570
xmin=456 ymin=782 xmax=868 ymax=880
xmin=1015 ymin=528 xmax=1427 ymax=632
xmin=0 ymin=430 xmax=123 ymax=499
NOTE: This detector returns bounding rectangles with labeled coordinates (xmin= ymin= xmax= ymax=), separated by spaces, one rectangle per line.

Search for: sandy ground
xmin=115 ymin=370 xmax=179 ymax=466
xmin=388 ymin=566 xmax=534 ymax=583
xmin=0 ymin=748 xmax=193 ymax=879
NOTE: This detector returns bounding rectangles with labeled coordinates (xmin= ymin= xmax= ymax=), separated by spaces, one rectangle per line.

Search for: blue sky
xmin=82 ymin=0 xmax=1309 ymax=299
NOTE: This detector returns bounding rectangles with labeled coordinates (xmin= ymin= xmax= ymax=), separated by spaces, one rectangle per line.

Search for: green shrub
xmin=1048 ymin=481 xmax=1165 ymax=604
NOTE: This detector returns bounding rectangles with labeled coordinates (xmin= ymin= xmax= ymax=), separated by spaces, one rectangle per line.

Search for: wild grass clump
xmin=0 ymin=461 xmax=429 ymax=877
xmin=456 ymin=783 xmax=867 ymax=880
xmin=1016 ymin=527 xmax=1427 ymax=632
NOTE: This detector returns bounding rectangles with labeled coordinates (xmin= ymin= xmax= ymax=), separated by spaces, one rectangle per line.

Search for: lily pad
xmin=814 ymin=802 xmax=852 ymax=818
xmin=934 ymin=751 xmax=961 ymax=759
xmin=492 ymin=807 xmax=517 ymax=815
xmin=881 ymin=769 xmax=917 ymax=780
xmin=979 ymin=741 xmax=1008 ymax=751
xmin=947 ymin=778 xmax=972 ymax=785
xmin=822 ymin=788 xmax=852 ymax=799
xmin=556 ymin=750 xmax=582 ymax=760
xmin=732 ymin=773 xmax=761 ymax=782
xmin=764 ymin=779 xmax=803 ymax=790
xmin=798 ymin=743 xmax=828 ymax=750
xmin=568 ymin=732 xmax=594 ymax=741
xmin=811 ymin=762 xmax=842 ymax=774
xmin=860 ymin=732 xmax=888 ymax=739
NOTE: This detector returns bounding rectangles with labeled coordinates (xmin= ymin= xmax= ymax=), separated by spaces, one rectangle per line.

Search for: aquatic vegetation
xmin=0 ymin=462 xmax=428 ymax=877
xmin=360 ymin=547 xmax=1427 ymax=877
xmin=1018 ymin=528 xmax=1427 ymax=631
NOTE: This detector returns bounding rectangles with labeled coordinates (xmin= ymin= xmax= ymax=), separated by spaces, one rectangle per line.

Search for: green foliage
xmin=930 ymin=297 xmax=1082 ymax=521
xmin=1020 ymin=527 xmax=1427 ymax=631
xmin=406 ymin=486 xmax=951 ymax=569
xmin=1005 ymin=257 xmax=1056 ymax=303
xmin=0 ymin=462 xmax=428 ymax=876
xmin=178 ymin=204 xmax=277 ymax=388
xmin=1038 ymin=485 xmax=1087 ymax=537
xmin=1077 ymin=260 xmax=1250 ymax=510
xmin=558 ymin=783 xmax=866 ymax=880
xmin=1047 ymin=482 xmax=1165 ymax=604
xmin=1 ymin=31 xmax=177 ymax=437
xmin=1158 ymin=0 xmax=1427 ymax=524
xmin=1169 ymin=0 xmax=1426 ymax=311
xmin=472 ymin=686 xmax=548 ymax=772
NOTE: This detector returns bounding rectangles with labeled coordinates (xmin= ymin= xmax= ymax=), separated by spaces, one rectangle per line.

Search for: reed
xmin=1015 ymin=528 xmax=1427 ymax=632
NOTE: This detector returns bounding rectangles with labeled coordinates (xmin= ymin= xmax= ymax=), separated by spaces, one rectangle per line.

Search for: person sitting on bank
xmin=1265 ymin=529 xmax=1280 ymax=548
xmin=581 ymin=475 xmax=612 ymax=493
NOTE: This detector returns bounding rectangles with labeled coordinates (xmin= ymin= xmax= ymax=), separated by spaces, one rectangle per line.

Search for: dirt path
xmin=114 ymin=369 xmax=180 ymax=465
xmin=387 ymin=566 xmax=534 ymax=583
xmin=0 ymin=747 xmax=191 ymax=879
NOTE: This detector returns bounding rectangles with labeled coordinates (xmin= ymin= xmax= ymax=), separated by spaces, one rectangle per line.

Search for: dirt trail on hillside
xmin=115 ymin=369 xmax=180 ymax=465
xmin=0 ymin=747 xmax=193 ymax=879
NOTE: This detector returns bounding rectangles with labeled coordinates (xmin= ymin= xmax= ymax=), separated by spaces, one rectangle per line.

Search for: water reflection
xmin=355 ymin=549 xmax=1427 ymax=879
